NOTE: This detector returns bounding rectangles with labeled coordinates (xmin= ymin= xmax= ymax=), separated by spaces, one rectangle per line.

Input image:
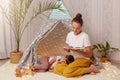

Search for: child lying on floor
xmin=33 ymin=55 xmax=75 ymax=72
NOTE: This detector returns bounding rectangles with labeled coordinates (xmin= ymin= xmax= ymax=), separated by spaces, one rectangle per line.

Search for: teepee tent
xmin=17 ymin=20 xmax=70 ymax=68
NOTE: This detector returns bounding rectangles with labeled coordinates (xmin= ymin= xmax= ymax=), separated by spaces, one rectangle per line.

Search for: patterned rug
xmin=0 ymin=61 xmax=120 ymax=80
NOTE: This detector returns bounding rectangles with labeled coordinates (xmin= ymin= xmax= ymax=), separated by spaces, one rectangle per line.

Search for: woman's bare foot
xmin=89 ymin=65 xmax=100 ymax=73
xmin=84 ymin=65 xmax=100 ymax=74
xmin=90 ymin=72 xmax=96 ymax=75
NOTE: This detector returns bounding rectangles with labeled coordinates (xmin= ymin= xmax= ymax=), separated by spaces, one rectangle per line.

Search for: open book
xmin=63 ymin=46 xmax=84 ymax=50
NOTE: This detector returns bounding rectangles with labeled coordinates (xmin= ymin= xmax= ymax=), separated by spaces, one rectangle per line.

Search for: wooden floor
xmin=0 ymin=58 xmax=9 ymax=67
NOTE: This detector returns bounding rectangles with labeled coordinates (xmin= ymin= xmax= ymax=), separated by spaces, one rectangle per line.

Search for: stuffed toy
xmin=15 ymin=66 xmax=35 ymax=77
xmin=23 ymin=66 xmax=35 ymax=76
xmin=15 ymin=68 xmax=22 ymax=77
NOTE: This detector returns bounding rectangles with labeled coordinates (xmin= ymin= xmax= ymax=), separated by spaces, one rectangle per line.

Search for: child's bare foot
xmin=90 ymin=65 xmax=100 ymax=73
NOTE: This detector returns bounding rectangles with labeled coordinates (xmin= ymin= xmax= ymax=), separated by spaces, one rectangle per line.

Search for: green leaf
xmin=111 ymin=48 xmax=119 ymax=51
xmin=106 ymin=41 xmax=110 ymax=50
xmin=101 ymin=44 xmax=105 ymax=50
xmin=92 ymin=45 xmax=98 ymax=50
xmin=98 ymin=43 xmax=102 ymax=48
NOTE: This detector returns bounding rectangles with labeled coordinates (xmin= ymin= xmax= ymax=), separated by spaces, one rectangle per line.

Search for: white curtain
xmin=0 ymin=0 xmax=13 ymax=59
xmin=62 ymin=0 xmax=120 ymax=49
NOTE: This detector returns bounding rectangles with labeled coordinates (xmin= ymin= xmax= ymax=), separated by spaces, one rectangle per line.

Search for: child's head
xmin=58 ymin=55 xmax=74 ymax=64
xmin=65 ymin=55 xmax=74 ymax=64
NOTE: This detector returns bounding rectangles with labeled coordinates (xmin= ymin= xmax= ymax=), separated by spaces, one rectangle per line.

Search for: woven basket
xmin=10 ymin=51 xmax=23 ymax=64
xmin=100 ymin=57 xmax=108 ymax=62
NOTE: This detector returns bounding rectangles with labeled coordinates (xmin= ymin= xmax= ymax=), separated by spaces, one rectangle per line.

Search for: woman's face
xmin=72 ymin=21 xmax=82 ymax=35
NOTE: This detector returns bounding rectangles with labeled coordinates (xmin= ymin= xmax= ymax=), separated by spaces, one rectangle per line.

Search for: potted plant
xmin=92 ymin=41 xmax=118 ymax=62
xmin=0 ymin=0 xmax=64 ymax=63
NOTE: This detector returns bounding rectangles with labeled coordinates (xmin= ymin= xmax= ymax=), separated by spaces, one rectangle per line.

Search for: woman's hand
xmin=63 ymin=47 xmax=70 ymax=52
xmin=70 ymin=46 xmax=92 ymax=58
xmin=70 ymin=48 xmax=81 ymax=53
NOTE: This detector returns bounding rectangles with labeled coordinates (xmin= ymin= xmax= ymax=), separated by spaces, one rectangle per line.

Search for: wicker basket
xmin=100 ymin=57 xmax=108 ymax=62
xmin=10 ymin=51 xmax=23 ymax=64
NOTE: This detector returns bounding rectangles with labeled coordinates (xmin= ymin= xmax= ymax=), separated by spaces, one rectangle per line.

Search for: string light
xmin=103 ymin=62 xmax=120 ymax=78
xmin=21 ymin=75 xmax=32 ymax=80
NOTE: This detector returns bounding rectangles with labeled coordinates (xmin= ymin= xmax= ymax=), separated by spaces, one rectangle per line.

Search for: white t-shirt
xmin=66 ymin=31 xmax=91 ymax=59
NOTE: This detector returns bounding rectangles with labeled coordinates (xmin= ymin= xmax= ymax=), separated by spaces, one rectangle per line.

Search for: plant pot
xmin=100 ymin=57 xmax=108 ymax=62
xmin=10 ymin=51 xmax=23 ymax=64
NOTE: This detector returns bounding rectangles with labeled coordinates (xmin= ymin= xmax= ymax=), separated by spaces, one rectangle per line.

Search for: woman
xmin=54 ymin=13 xmax=100 ymax=77
xmin=64 ymin=13 xmax=92 ymax=59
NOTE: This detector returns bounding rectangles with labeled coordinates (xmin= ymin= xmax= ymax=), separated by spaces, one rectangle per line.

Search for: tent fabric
xmin=17 ymin=20 xmax=70 ymax=68
xmin=36 ymin=21 xmax=70 ymax=56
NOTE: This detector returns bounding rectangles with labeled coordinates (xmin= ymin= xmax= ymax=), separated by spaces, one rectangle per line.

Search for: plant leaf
xmin=97 ymin=43 xmax=102 ymax=48
xmin=92 ymin=45 xmax=98 ymax=50
xmin=106 ymin=41 xmax=110 ymax=50
xmin=111 ymin=48 xmax=118 ymax=50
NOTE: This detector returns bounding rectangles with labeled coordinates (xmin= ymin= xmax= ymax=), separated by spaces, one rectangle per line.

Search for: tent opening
xmin=49 ymin=0 xmax=71 ymax=19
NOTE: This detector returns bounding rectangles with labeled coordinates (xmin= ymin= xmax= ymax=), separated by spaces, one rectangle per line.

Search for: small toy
xmin=15 ymin=66 xmax=35 ymax=77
